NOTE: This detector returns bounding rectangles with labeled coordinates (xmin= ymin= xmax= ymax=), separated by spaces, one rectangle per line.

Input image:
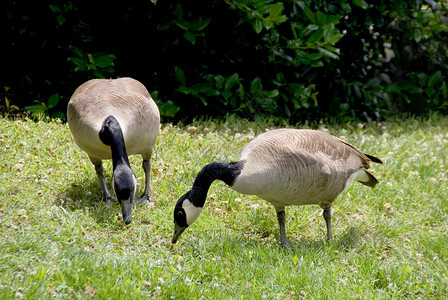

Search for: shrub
xmin=2 ymin=0 xmax=447 ymax=121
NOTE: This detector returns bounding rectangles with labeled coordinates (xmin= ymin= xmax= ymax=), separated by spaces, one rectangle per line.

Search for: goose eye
xmin=177 ymin=211 xmax=183 ymax=216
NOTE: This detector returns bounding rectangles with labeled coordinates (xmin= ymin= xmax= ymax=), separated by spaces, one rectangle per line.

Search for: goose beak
xmin=121 ymin=200 xmax=133 ymax=224
xmin=172 ymin=223 xmax=186 ymax=244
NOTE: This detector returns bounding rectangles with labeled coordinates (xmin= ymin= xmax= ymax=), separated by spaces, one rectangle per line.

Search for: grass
xmin=0 ymin=114 xmax=447 ymax=299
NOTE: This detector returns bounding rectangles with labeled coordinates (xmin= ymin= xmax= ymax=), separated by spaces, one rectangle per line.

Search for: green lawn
xmin=0 ymin=115 xmax=447 ymax=299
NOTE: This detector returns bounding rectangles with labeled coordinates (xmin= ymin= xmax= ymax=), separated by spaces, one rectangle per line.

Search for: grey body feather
xmin=67 ymin=78 xmax=160 ymax=164
xmin=232 ymin=129 xmax=381 ymax=211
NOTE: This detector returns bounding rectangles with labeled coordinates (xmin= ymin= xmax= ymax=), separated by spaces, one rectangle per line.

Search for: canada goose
xmin=67 ymin=78 xmax=160 ymax=224
xmin=172 ymin=129 xmax=382 ymax=246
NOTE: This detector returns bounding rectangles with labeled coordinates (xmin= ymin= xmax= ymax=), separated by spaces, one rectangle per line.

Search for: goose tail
xmin=364 ymin=153 xmax=383 ymax=164
xmin=356 ymin=169 xmax=379 ymax=188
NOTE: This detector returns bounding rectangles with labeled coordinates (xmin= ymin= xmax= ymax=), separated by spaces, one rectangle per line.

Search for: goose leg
xmin=323 ymin=208 xmax=332 ymax=240
xmin=276 ymin=210 xmax=289 ymax=247
xmin=94 ymin=163 xmax=112 ymax=204
xmin=137 ymin=159 xmax=151 ymax=205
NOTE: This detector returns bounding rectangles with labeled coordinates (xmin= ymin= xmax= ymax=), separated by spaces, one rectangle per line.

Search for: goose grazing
xmin=67 ymin=77 xmax=160 ymax=224
xmin=172 ymin=128 xmax=382 ymax=246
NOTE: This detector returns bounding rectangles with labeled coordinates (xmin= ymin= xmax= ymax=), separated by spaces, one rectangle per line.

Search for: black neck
xmin=109 ymin=134 xmax=130 ymax=171
xmin=189 ymin=161 xmax=243 ymax=207
xmin=99 ymin=115 xmax=131 ymax=170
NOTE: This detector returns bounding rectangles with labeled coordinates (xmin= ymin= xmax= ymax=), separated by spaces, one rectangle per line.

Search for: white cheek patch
xmin=182 ymin=199 xmax=203 ymax=226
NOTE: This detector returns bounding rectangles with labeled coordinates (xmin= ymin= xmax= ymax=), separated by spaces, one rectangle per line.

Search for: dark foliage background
xmin=1 ymin=0 xmax=447 ymax=122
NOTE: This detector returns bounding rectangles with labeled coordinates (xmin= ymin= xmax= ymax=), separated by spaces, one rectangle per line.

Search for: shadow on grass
xmin=262 ymin=224 xmax=370 ymax=250
xmin=55 ymin=176 xmax=124 ymax=226
xmin=188 ymin=225 xmax=372 ymax=257
xmin=288 ymin=226 xmax=373 ymax=252
xmin=333 ymin=226 xmax=371 ymax=248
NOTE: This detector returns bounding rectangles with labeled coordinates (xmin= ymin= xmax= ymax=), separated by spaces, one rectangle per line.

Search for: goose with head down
xmin=67 ymin=77 xmax=160 ymax=224
xmin=172 ymin=128 xmax=382 ymax=246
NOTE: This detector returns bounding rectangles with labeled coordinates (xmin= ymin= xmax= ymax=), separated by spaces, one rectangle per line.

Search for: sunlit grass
xmin=0 ymin=114 xmax=447 ymax=298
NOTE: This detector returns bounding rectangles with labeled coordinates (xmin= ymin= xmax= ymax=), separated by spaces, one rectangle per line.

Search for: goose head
xmin=172 ymin=190 xmax=203 ymax=243
xmin=112 ymin=165 xmax=137 ymax=224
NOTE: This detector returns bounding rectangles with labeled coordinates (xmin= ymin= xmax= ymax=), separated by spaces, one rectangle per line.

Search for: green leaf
xmin=230 ymin=96 xmax=238 ymax=108
xmin=303 ymin=6 xmax=316 ymax=24
xmin=316 ymin=11 xmax=327 ymax=26
xmin=442 ymin=81 xmax=447 ymax=98
xmin=264 ymin=89 xmax=279 ymax=98
xmin=93 ymin=70 xmax=105 ymax=78
xmin=184 ymin=31 xmax=196 ymax=44
xmin=262 ymin=19 xmax=274 ymax=30
xmin=352 ymin=0 xmax=368 ymax=9
xmin=67 ymin=57 xmax=85 ymax=67
xmin=415 ymin=72 xmax=428 ymax=86
xmin=25 ymin=104 xmax=45 ymax=114
xmin=403 ymin=94 xmax=411 ymax=103
xmin=191 ymin=83 xmax=218 ymax=97
xmin=57 ymin=14 xmax=66 ymax=26
xmin=197 ymin=94 xmax=208 ymax=106
xmin=353 ymin=84 xmax=362 ymax=98
xmin=250 ymin=77 xmax=263 ymax=95
xmin=224 ymin=73 xmax=240 ymax=90
xmin=269 ymin=3 xmax=287 ymax=24
xmin=173 ymin=4 xmax=183 ymax=20
xmin=324 ymin=14 xmax=342 ymax=25
xmin=63 ymin=2 xmax=73 ymax=13
xmin=385 ymin=84 xmax=402 ymax=94
xmin=306 ymin=52 xmax=323 ymax=60
xmin=252 ymin=19 xmax=263 ymax=34
xmin=49 ymin=4 xmax=61 ymax=14
xmin=51 ymin=111 xmax=66 ymax=121
xmin=214 ymin=75 xmax=226 ymax=90
xmin=272 ymin=72 xmax=284 ymax=87
xmin=428 ymin=71 xmax=443 ymax=88
xmin=177 ymin=85 xmax=194 ymax=95
xmin=411 ymin=28 xmax=422 ymax=42
xmin=424 ymin=88 xmax=435 ymax=97
xmin=323 ymin=24 xmax=343 ymax=44
xmin=199 ymin=87 xmax=219 ymax=97
xmin=103 ymin=67 xmax=114 ymax=73
xmin=303 ymin=24 xmax=320 ymax=36
xmin=159 ymin=100 xmax=180 ymax=117
xmin=290 ymin=23 xmax=299 ymax=40
xmin=323 ymin=44 xmax=340 ymax=54
xmin=93 ymin=54 xmax=116 ymax=68
xmin=177 ymin=85 xmax=208 ymax=105
xmin=222 ymin=90 xmax=232 ymax=99
xmin=174 ymin=66 xmax=186 ymax=85
xmin=319 ymin=47 xmax=339 ymax=59
xmin=150 ymin=91 xmax=159 ymax=101
xmin=68 ymin=45 xmax=86 ymax=59
xmin=309 ymin=60 xmax=324 ymax=68
xmin=87 ymin=53 xmax=95 ymax=64
xmin=306 ymin=28 xmax=323 ymax=45
xmin=173 ymin=20 xmax=189 ymax=31
xmin=254 ymin=2 xmax=271 ymax=15
xmin=47 ymin=94 xmax=59 ymax=109
xmin=189 ymin=19 xmax=211 ymax=31
xmin=269 ymin=3 xmax=283 ymax=17
xmin=239 ymin=83 xmax=245 ymax=100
